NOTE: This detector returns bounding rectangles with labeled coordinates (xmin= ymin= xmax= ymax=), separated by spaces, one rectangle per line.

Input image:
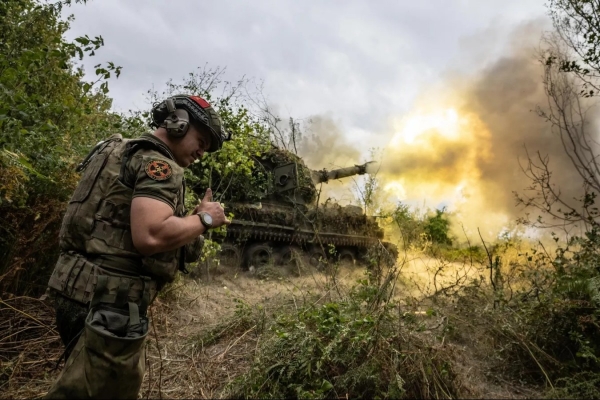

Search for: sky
xmin=64 ymin=0 xmax=548 ymax=146
xmin=64 ymin=0 xmax=582 ymax=241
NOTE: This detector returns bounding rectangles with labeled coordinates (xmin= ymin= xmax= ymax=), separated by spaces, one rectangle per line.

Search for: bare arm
xmin=131 ymin=188 xmax=230 ymax=256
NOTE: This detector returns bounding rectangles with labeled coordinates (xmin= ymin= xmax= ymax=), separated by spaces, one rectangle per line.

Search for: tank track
xmin=217 ymin=220 xmax=398 ymax=270
xmin=227 ymin=219 xmax=380 ymax=248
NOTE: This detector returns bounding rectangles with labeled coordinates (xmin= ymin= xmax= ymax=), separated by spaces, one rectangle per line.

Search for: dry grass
xmin=0 ymin=296 xmax=63 ymax=399
xmin=438 ymin=295 xmax=545 ymax=399
xmin=0 ymin=254 xmax=545 ymax=399
xmin=140 ymin=286 xmax=262 ymax=399
xmin=0 ymin=262 xmax=348 ymax=399
xmin=139 ymin=263 xmax=361 ymax=398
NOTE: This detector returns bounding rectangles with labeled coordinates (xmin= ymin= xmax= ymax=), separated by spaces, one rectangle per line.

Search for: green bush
xmin=519 ymin=230 xmax=600 ymax=376
xmin=0 ymin=1 xmax=272 ymax=297
xmin=391 ymin=203 xmax=425 ymax=247
xmin=228 ymin=270 xmax=465 ymax=399
xmin=0 ymin=0 xmax=126 ymax=296
xmin=424 ymin=208 xmax=453 ymax=246
xmin=546 ymin=372 xmax=600 ymax=399
xmin=463 ymin=229 xmax=600 ymax=392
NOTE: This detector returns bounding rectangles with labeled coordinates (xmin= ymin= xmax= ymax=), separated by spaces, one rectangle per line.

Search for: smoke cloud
xmin=378 ymin=21 xmax=592 ymax=240
xmin=299 ymin=116 xmax=362 ymax=169
xmin=296 ymin=20 xmax=597 ymax=242
xmin=298 ymin=116 xmax=366 ymax=205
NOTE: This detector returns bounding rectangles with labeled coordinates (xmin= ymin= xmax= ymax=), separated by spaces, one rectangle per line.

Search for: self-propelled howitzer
xmin=207 ymin=147 xmax=397 ymax=269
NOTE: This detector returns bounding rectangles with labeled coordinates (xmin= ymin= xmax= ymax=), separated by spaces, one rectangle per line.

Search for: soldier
xmin=43 ymin=95 xmax=231 ymax=399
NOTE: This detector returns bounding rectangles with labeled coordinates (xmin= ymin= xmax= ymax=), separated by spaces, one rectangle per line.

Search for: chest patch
xmin=145 ymin=160 xmax=173 ymax=181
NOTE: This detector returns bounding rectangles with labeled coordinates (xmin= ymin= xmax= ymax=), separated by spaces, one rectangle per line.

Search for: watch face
xmin=203 ymin=213 xmax=213 ymax=225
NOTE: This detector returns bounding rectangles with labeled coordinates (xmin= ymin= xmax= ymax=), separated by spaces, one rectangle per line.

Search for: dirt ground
xmin=0 ymin=255 xmax=541 ymax=399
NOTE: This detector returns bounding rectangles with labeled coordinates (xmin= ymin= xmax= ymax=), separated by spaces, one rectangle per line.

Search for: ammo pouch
xmin=45 ymin=276 xmax=149 ymax=400
xmin=48 ymin=251 xmax=157 ymax=306
xmin=185 ymin=235 xmax=205 ymax=263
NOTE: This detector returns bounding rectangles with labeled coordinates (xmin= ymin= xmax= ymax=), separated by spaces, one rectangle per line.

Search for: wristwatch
xmin=197 ymin=212 xmax=213 ymax=229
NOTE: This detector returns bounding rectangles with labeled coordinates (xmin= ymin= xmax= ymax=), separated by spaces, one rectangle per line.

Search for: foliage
xmin=391 ymin=203 xmax=425 ymax=247
xmin=229 ymin=269 xmax=465 ymax=399
xmin=424 ymin=208 xmax=453 ymax=246
xmin=0 ymin=0 xmax=127 ymax=296
xmin=390 ymin=203 xmax=454 ymax=251
xmin=517 ymin=230 xmax=600 ymax=375
xmin=547 ymin=0 xmax=600 ymax=99
xmin=141 ymin=66 xmax=272 ymax=204
xmin=546 ymin=372 xmax=600 ymax=399
xmin=503 ymin=0 xmax=600 ymax=393
xmin=446 ymin=230 xmax=600 ymax=394
xmin=210 ymin=146 xmax=319 ymax=205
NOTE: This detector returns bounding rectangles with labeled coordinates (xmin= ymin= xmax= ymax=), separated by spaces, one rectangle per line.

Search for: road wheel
xmin=308 ymin=247 xmax=327 ymax=270
xmin=245 ymin=243 xmax=274 ymax=269
xmin=218 ymin=244 xmax=242 ymax=269
xmin=337 ymin=249 xmax=356 ymax=266
xmin=277 ymin=245 xmax=302 ymax=266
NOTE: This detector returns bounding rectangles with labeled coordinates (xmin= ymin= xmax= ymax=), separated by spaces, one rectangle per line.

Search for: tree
xmin=0 ymin=0 xmax=123 ymax=295
xmin=0 ymin=0 xmax=122 ymax=203
xmin=516 ymin=0 xmax=600 ymax=230
xmin=391 ymin=202 xmax=425 ymax=247
xmin=548 ymin=0 xmax=600 ymax=99
xmin=424 ymin=208 xmax=453 ymax=246
xmin=512 ymin=1 xmax=600 ymax=380
xmin=241 ymin=80 xmax=306 ymax=154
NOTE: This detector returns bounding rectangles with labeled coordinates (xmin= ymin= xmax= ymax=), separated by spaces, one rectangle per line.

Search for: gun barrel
xmin=311 ymin=161 xmax=374 ymax=184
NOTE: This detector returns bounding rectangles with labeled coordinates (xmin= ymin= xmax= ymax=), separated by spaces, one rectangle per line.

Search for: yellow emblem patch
xmin=145 ymin=160 xmax=173 ymax=181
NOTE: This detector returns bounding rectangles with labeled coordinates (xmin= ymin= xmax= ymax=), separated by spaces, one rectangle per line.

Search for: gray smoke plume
xmin=297 ymin=115 xmax=366 ymax=205
xmin=293 ymin=20 xmax=596 ymax=241
xmin=377 ymin=20 xmax=595 ymax=239
xmin=298 ymin=116 xmax=362 ymax=169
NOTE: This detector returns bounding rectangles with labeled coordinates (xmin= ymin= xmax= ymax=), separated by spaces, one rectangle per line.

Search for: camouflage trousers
xmin=45 ymin=278 xmax=149 ymax=399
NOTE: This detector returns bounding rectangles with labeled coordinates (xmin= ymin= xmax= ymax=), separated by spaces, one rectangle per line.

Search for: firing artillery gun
xmin=202 ymin=147 xmax=398 ymax=269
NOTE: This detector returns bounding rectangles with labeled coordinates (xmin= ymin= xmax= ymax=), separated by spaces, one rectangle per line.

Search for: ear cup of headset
xmin=164 ymin=109 xmax=191 ymax=138
xmin=151 ymin=95 xmax=226 ymax=145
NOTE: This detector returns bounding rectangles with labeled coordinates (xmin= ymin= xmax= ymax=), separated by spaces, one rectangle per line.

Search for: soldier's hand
xmin=192 ymin=188 xmax=231 ymax=228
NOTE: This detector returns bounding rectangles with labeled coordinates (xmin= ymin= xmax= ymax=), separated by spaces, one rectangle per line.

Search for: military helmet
xmin=151 ymin=94 xmax=231 ymax=152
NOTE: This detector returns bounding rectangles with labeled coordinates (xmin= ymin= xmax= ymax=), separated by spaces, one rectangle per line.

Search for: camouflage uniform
xmin=44 ymin=132 xmax=204 ymax=399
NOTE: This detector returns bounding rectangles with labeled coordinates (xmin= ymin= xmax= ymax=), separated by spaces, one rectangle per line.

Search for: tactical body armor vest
xmin=48 ymin=133 xmax=189 ymax=307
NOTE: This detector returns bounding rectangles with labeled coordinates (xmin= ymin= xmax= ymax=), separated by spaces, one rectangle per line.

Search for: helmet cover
xmin=151 ymin=95 xmax=231 ymax=152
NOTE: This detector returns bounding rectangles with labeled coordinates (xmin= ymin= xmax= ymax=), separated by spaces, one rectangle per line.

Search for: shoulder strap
xmin=76 ymin=134 xmax=123 ymax=173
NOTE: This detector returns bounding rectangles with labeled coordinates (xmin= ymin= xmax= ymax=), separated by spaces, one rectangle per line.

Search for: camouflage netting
xmin=192 ymin=146 xmax=316 ymax=205
xmin=226 ymin=203 xmax=297 ymax=226
xmin=226 ymin=201 xmax=383 ymax=239
xmin=260 ymin=148 xmax=317 ymax=205
xmin=191 ymin=163 xmax=268 ymax=204
xmin=308 ymin=203 xmax=384 ymax=238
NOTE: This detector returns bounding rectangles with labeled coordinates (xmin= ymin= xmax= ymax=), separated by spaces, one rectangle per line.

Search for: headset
xmin=150 ymin=95 xmax=231 ymax=151
xmin=161 ymin=98 xmax=191 ymax=138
